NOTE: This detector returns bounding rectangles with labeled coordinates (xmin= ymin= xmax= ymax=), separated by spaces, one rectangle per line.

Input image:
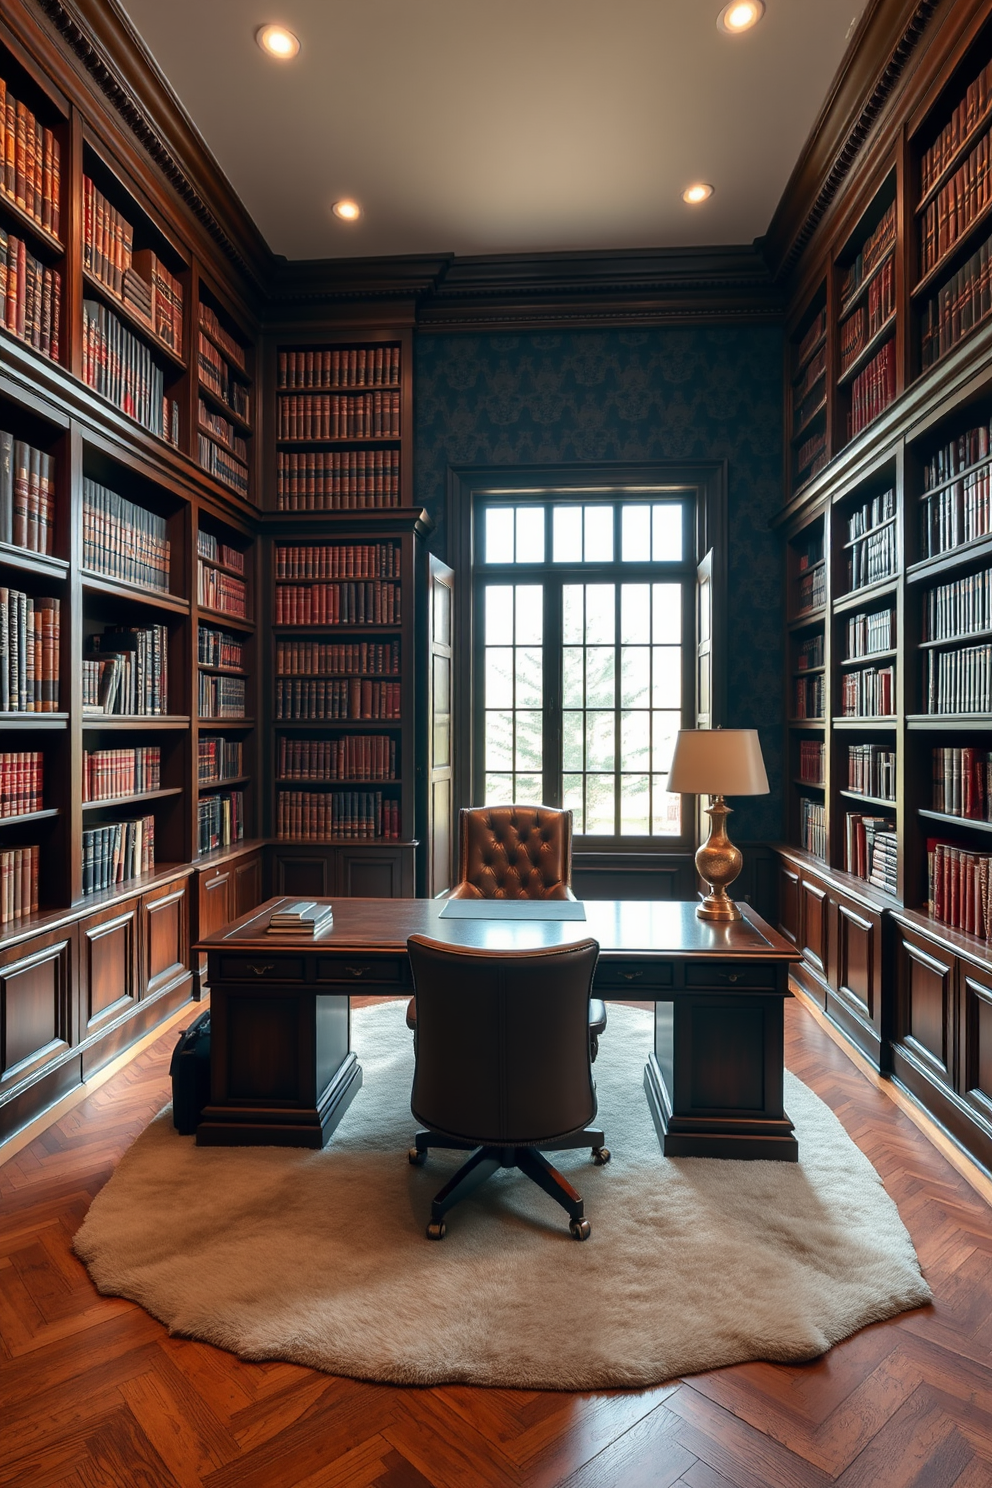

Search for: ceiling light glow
xmin=333 ymin=199 xmax=362 ymax=222
xmin=256 ymin=24 xmax=300 ymax=59
xmin=717 ymin=0 xmax=765 ymax=34
xmin=682 ymin=183 xmax=714 ymax=205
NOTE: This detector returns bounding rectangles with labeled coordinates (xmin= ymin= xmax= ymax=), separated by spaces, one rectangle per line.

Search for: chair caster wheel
xmin=593 ymin=1146 xmax=611 ymax=1165
xmin=408 ymin=1148 xmax=427 ymax=1165
xmin=426 ymin=1220 xmax=446 ymax=1240
xmin=569 ymin=1218 xmax=591 ymax=1241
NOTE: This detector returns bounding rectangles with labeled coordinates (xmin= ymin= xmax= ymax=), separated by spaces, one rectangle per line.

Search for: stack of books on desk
xmin=267 ymin=901 xmax=334 ymax=938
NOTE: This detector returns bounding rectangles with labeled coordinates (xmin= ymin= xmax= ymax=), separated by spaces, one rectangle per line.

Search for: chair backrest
xmin=408 ymin=935 xmax=599 ymax=1147
xmin=449 ymin=804 xmax=574 ymax=900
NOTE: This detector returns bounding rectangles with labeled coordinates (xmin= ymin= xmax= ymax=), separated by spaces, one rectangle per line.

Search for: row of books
xmin=928 ymin=840 xmax=992 ymax=939
xmin=846 ymin=488 xmax=896 ymax=543
xmin=197 ymin=790 xmax=244 ymax=854
xmin=198 ymin=737 xmax=243 ymax=785
xmin=198 ymin=434 xmax=248 ymax=499
xmin=796 ymin=634 xmax=824 ymax=670
xmin=82 ymin=815 xmax=154 ymax=895
xmin=83 ymin=625 xmax=168 ymax=716
xmin=794 ymin=344 xmax=825 ymax=404
xmin=275 ymin=640 xmax=400 ymax=677
xmin=82 ymin=179 xmax=184 ymax=357
xmin=274 ymin=678 xmax=401 ymax=720
xmin=920 ymin=57 xmax=992 ymax=195
xmin=0 ymin=80 xmax=60 ymax=237
xmin=847 ymin=339 xmax=896 ymax=441
xmin=841 ymin=202 xmax=896 ymax=307
xmin=924 ymin=566 xmax=992 ymax=642
xmin=795 ymin=429 xmax=827 ymax=485
xmin=197 ymin=400 xmax=247 ymax=463
xmin=796 ymin=529 xmax=824 ymax=570
xmin=798 ymin=739 xmax=824 ymax=784
xmin=277 ymin=347 xmax=400 ymax=390
xmin=82 ymin=300 xmax=179 ymax=445
xmin=274 ymin=544 xmax=400 ymax=581
xmin=274 ymin=582 xmax=401 ymax=627
xmin=1 ymin=231 xmax=60 ymax=361
xmin=933 ymin=746 xmax=992 ymax=821
xmin=197 ymin=562 xmax=247 ymax=617
xmin=796 ymin=566 xmax=826 ymax=615
xmin=82 ymin=478 xmax=170 ymax=592
xmin=840 ymin=663 xmax=895 ymax=717
xmin=0 ymin=431 xmax=54 ymax=555
xmin=794 ymin=383 xmax=825 ymax=438
xmin=846 ymin=520 xmax=898 ymax=591
xmin=0 ymin=590 xmax=59 ymax=712
xmin=839 ymin=260 xmax=895 ymax=375
xmin=925 ymin=641 xmax=992 ymax=713
xmin=0 ymin=845 xmax=38 ymax=925
xmin=198 ymin=674 xmax=245 ymax=719
xmin=197 ymin=333 xmax=249 ymax=422
xmin=845 ymin=812 xmax=897 ymax=892
xmin=277 ymin=392 xmax=400 ymax=442
xmin=846 ymin=607 xmax=895 ymax=658
xmin=0 ymin=751 xmax=42 ymax=817
xmin=198 ymin=625 xmax=243 ymax=670
xmin=920 ymin=228 xmax=992 ymax=370
xmin=796 ymin=307 xmax=827 ymax=370
xmin=199 ymin=304 xmax=246 ymax=372
xmin=800 ymin=797 xmax=826 ymax=859
xmin=83 ymin=746 xmax=160 ymax=802
xmin=923 ymin=418 xmax=992 ymax=491
xmin=196 ymin=532 xmax=244 ymax=572
xmin=277 ymin=736 xmax=397 ymax=782
xmin=276 ymin=449 xmax=401 ymax=510
xmin=920 ymin=462 xmax=992 ymax=557
xmin=793 ymin=674 xmax=824 ymax=720
xmin=920 ymin=127 xmax=992 ymax=277
xmin=848 ymin=743 xmax=896 ymax=800
xmin=276 ymin=790 xmax=401 ymax=841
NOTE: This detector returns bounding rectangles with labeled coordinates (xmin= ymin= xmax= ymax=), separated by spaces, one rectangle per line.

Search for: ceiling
xmin=119 ymin=0 xmax=870 ymax=263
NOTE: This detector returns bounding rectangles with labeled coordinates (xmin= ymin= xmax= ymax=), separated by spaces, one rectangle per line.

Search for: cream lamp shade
xmin=667 ymin=729 xmax=769 ymax=798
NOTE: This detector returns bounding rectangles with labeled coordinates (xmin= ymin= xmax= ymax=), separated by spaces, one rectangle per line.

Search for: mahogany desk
xmin=196 ymin=898 xmax=801 ymax=1159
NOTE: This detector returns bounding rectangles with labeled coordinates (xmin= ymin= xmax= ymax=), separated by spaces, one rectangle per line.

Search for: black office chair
xmin=406 ymin=934 xmax=610 ymax=1242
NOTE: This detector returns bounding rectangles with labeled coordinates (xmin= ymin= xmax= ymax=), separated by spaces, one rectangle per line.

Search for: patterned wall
xmin=414 ymin=326 xmax=785 ymax=841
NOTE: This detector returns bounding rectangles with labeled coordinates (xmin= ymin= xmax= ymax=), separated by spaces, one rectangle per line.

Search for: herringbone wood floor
xmin=2 ymin=995 xmax=991 ymax=1488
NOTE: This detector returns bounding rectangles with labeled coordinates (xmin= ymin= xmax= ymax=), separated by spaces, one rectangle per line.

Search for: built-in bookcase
xmin=788 ymin=284 xmax=828 ymax=500
xmin=835 ymin=171 xmax=899 ymax=452
xmin=196 ymin=279 xmax=254 ymax=504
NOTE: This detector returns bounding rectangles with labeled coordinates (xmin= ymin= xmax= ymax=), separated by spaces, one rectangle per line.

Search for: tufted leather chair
xmin=406 ymin=805 xmax=607 ymax=1058
xmin=406 ymin=934 xmax=610 ymax=1240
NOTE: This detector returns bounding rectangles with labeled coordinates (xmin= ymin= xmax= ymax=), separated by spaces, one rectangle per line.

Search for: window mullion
xmin=544 ymin=578 xmax=562 ymax=807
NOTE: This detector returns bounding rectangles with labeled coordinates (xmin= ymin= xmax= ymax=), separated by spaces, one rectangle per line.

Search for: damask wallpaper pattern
xmin=414 ymin=326 xmax=784 ymax=841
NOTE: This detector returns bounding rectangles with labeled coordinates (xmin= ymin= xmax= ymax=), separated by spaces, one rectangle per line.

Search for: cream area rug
xmin=73 ymin=1003 xmax=931 ymax=1390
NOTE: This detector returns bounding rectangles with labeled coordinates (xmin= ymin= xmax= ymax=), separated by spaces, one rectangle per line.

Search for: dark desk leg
xmin=197 ymin=985 xmax=362 ymax=1148
xmin=644 ymin=992 xmax=797 ymax=1161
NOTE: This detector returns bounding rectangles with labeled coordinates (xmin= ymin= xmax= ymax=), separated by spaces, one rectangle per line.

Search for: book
xmin=268 ymin=900 xmax=334 ymax=937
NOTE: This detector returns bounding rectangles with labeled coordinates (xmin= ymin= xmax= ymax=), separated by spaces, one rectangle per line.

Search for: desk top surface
xmin=199 ymin=897 xmax=800 ymax=962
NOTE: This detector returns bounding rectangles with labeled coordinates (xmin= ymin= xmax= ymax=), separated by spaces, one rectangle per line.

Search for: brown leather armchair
xmin=406 ymin=805 xmax=608 ymax=1057
xmin=406 ymin=934 xmax=610 ymax=1240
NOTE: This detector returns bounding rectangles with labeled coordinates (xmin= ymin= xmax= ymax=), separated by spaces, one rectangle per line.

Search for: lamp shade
xmin=667 ymin=729 xmax=769 ymax=797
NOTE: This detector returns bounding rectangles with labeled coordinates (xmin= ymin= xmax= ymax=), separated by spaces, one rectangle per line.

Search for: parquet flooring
xmin=2 ymin=993 xmax=992 ymax=1488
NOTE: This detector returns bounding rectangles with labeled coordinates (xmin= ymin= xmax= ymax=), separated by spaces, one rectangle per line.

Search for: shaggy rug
xmin=73 ymin=1003 xmax=931 ymax=1390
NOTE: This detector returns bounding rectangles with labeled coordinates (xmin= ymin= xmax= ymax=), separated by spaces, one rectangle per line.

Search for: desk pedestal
xmin=644 ymin=992 xmax=797 ymax=1161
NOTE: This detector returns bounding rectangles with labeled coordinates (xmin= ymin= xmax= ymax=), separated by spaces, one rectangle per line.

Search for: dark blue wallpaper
xmin=414 ymin=326 xmax=785 ymax=841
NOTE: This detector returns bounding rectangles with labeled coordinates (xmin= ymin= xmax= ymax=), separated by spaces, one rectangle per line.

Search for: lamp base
xmin=694 ymin=797 xmax=744 ymax=922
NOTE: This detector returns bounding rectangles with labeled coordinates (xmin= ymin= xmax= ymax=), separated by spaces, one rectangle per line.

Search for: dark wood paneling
xmin=800 ymin=877 xmax=829 ymax=976
xmin=778 ymin=862 xmax=802 ymax=945
xmin=142 ymin=881 xmax=189 ymax=1000
xmin=198 ymin=868 xmax=232 ymax=941
xmin=338 ymin=847 xmax=415 ymax=899
xmin=78 ymin=901 xmax=138 ymax=1036
xmin=232 ymin=853 xmax=262 ymax=919
xmin=0 ymin=932 xmax=74 ymax=1094
xmin=895 ymin=925 xmax=954 ymax=1083
xmin=271 ymin=850 xmax=332 ymax=900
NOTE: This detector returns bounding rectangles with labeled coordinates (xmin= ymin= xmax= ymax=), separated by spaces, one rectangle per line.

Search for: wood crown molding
xmin=763 ymin=0 xmax=942 ymax=284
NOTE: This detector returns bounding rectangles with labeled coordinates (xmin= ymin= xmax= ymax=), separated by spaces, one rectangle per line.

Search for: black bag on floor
xmin=170 ymin=1009 xmax=211 ymax=1135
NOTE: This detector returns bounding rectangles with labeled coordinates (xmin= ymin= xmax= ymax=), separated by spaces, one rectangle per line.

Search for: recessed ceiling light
xmin=682 ymin=183 xmax=714 ymax=205
xmin=332 ymin=199 xmax=362 ymax=222
xmin=717 ymin=0 xmax=765 ymax=34
xmin=256 ymin=24 xmax=300 ymax=59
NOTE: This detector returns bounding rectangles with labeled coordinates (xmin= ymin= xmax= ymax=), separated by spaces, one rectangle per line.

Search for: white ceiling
xmin=119 ymin=0 xmax=870 ymax=262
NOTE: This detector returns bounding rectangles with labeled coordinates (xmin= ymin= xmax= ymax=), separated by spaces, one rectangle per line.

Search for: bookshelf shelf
xmin=197 ymin=664 xmax=249 ymax=677
xmin=82 ymin=787 xmax=182 ymax=812
xmin=197 ymin=607 xmax=254 ymax=632
xmin=831 ymin=716 xmax=898 ymax=728
xmin=198 ymin=381 xmax=252 ymax=433
xmin=791 ymin=401 xmax=828 ymax=444
xmin=838 ymin=246 xmax=896 ymax=321
xmin=906 ymin=533 xmax=992 ymax=584
xmin=834 ymin=577 xmax=899 ymax=613
xmin=920 ymin=629 xmax=992 ymax=651
xmin=197 ymin=718 xmax=255 ymax=728
xmin=81 ymin=268 xmax=186 ymax=372
xmin=198 ymin=775 xmax=250 ymax=791
xmin=0 ymin=544 xmax=70 ymax=581
xmin=919 ymin=807 xmax=992 ymax=832
xmin=840 ymin=789 xmax=897 ymax=807
xmin=0 ymin=713 xmax=68 ymax=729
xmin=81 ymin=571 xmax=188 ymax=613
xmin=838 ymin=318 xmax=896 ymax=388
xmin=907 ymin=714 xmax=992 ymax=728
xmin=0 ymin=807 xmax=59 ymax=826
xmin=81 ymin=715 xmax=190 ymax=730
xmin=841 ymin=647 xmax=898 ymax=665
xmin=917 ymin=106 xmax=992 ymax=215
xmin=911 ymin=192 xmax=992 ymax=299
xmin=0 ymin=194 xmax=63 ymax=260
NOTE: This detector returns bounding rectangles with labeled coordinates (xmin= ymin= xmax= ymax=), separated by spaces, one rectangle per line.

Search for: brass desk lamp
xmin=667 ymin=729 xmax=770 ymax=921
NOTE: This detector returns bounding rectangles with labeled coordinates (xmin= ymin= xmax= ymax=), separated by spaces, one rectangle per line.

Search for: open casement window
xmin=461 ymin=475 xmax=724 ymax=856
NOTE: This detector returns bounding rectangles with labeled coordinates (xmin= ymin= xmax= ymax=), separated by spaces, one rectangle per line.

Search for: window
xmin=472 ymin=491 xmax=696 ymax=847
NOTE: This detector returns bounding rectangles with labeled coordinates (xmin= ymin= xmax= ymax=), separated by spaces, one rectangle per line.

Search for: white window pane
xmin=585 ymin=585 xmax=615 ymax=644
xmin=621 ymin=775 xmax=650 ymax=835
xmin=485 ymin=508 xmax=514 ymax=563
xmin=652 ymin=583 xmax=682 ymax=643
xmin=485 ymin=773 xmax=513 ymax=803
xmin=563 ymin=647 xmax=584 ymax=708
xmin=485 ymin=712 xmax=513 ymax=769
xmin=515 ymin=506 xmax=544 ymax=562
xmin=563 ymin=711 xmax=584 ymax=770
xmin=621 ymin=710 xmax=650 ymax=770
xmin=563 ymin=584 xmax=583 ymax=645
xmin=621 ymin=646 xmax=650 ymax=707
xmin=585 ymin=647 xmax=615 ymax=708
xmin=652 ymin=646 xmax=681 ymax=708
xmin=585 ymin=506 xmax=613 ymax=562
xmin=621 ymin=584 xmax=651 ymax=644
xmin=563 ymin=774 xmax=584 ymax=833
xmin=622 ymin=504 xmax=651 ymax=561
xmin=652 ymin=778 xmax=682 ymax=835
xmin=586 ymin=712 xmax=615 ymax=771
xmin=652 ymin=714 xmax=680 ymax=773
xmin=586 ymin=774 xmax=615 ymax=834
xmin=652 ymin=504 xmax=683 ymax=561
xmin=485 ymin=585 xmax=509 ymax=643
xmin=515 ymin=647 xmax=543 ymax=708
xmin=485 ymin=648 xmax=514 ymax=708
xmin=513 ymin=773 xmax=543 ymax=805
xmin=514 ymin=584 xmax=543 ymax=644
xmin=553 ymin=506 xmax=583 ymax=562
xmin=514 ymin=711 xmax=543 ymax=772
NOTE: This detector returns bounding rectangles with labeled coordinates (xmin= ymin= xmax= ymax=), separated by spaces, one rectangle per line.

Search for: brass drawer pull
xmin=345 ymin=966 xmax=367 ymax=978
xmin=248 ymin=963 xmax=275 ymax=976
xmin=725 ymin=972 xmax=740 ymax=983
xmin=618 ymin=970 xmax=642 ymax=981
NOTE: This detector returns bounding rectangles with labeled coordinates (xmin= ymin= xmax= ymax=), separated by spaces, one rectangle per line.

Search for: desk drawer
xmin=595 ymin=961 xmax=673 ymax=992
xmin=683 ymin=963 xmax=778 ymax=991
xmin=316 ymin=957 xmax=409 ymax=986
xmin=218 ymin=956 xmax=305 ymax=982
